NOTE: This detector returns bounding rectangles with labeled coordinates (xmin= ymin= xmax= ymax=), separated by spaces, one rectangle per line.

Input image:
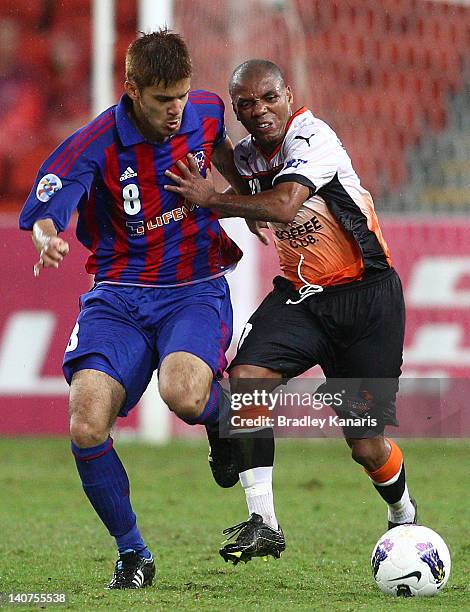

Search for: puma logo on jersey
xmin=120 ymin=167 xmax=138 ymax=181
xmin=295 ymin=133 xmax=316 ymax=147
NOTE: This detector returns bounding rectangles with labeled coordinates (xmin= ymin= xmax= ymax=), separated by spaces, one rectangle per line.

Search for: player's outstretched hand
xmin=33 ymin=235 xmax=70 ymax=277
xmin=164 ymin=154 xmax=216 ymax=208
xmin=246 ymin=219 xmax=270 ymax=246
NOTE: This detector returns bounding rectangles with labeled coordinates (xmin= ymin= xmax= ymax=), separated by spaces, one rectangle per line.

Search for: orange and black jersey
xmin=234 ymin=107 xmax=392 ymax=289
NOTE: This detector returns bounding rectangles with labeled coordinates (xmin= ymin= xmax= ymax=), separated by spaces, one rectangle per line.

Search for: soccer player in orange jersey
xmin=165 ymin=59 xmax=417 ymax=564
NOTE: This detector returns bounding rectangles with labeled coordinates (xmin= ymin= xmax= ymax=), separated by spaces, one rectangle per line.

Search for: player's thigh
xmin=63 ymin=287 xmax=156 ymax=417
xmin=229 ymin=276 xmax=332 ymax=379
xmin=156 ymin=276 xmax=233 ymax=379
xmin=326 ymin=271 xmax=405 ymax=435
xmin=330 ymin=271 xmax=405 ymax=410
xmin=332 ymin=270 xmax=405 ymax=380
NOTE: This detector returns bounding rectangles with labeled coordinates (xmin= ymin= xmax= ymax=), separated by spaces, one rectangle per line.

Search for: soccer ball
xmin=371 ymin=525 xmax=451 ymax=597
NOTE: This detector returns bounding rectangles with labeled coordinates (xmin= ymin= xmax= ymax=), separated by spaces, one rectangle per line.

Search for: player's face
xmin=125 ymin=78 xmax=191 ymax=142
xmin=231 ymin=73 xmax=293 ymax=153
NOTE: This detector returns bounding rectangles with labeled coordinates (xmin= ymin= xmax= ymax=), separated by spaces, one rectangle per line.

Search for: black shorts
xmin=229 ymin=268 xmax=405 ymax=435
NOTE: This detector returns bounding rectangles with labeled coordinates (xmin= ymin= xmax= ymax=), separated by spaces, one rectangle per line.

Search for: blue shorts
xmin=63 ymin=277 xmax=233 ymax=417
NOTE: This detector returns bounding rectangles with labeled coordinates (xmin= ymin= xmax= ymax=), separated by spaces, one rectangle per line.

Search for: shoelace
xmin=286 ymin=254 xmax=323 ymax=305
xmin=115 ymin=552 xmax=149 ymax=573
xmin=222 ymin=518 xmax=253 ymax=542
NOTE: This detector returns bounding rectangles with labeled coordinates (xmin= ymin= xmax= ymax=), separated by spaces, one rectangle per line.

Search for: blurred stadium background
xmin=1 ymin=0 xmax=470 ymax=440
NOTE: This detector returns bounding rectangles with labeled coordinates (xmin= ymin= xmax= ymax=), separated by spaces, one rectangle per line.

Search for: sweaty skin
xmin=164 ymin=69 xmax=310 ymax=224
xmin=32 ymin=218 xmax=69 ymax=277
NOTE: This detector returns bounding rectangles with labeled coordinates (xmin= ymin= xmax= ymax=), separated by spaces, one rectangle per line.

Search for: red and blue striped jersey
xmin=19 ymin=91 xmax=242 ymax=286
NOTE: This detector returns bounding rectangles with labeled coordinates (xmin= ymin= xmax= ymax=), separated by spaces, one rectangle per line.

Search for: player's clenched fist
xmin=32 ymin=219 xmax=69 ymax=277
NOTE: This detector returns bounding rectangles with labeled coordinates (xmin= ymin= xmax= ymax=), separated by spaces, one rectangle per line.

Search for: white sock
xmin=387 ymin=484 xmax=416 ymax=524
xmin=239 ymin=466 xmax=278 ymax=530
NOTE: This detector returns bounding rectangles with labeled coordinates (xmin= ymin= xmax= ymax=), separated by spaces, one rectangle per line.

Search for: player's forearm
xmin=205 ymin=190 xmax=293 ymax=223
xmin=32 ymin=219 xmax=58 ymax=253
xmin=164 ymin=155 xmax=305 ymax=222
xmin=31 ymin=219 xmax=69 ymax=275
xmin=212 ymin=136 xmax=246 ymax=196
xmin=213 ymin=186 xmax=244 ymax=218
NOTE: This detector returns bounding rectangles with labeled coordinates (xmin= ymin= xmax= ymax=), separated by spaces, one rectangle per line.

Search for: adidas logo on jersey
xmin=120 ymin=167 xmax=137 ymax=181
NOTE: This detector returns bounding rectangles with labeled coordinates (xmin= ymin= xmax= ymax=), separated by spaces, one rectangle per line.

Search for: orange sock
xmin=366 ymin=439 xmax=414 ymax=513
xmin=366 ymin=438 xmax=403 ymax=484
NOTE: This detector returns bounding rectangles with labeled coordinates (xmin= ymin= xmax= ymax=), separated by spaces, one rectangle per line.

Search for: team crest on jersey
xmin=36 ymin=173 xmax=63 ymax=202
xmin=192 ymin=150 xmax=205 ymax=172
xmin=285 ymin=158 xmax=307 ymax=169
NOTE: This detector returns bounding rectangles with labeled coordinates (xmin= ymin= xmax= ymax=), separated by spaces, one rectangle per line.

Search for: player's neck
xmin=128 ymin=107 xmax=167 ymax=144
xmin=252 ymin=137 xmax=281 ymax=156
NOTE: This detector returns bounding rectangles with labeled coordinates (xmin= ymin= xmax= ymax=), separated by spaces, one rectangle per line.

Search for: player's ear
xmin=231 ymin=101 xmax=240 ymax=121
xmin=286 ymin=85 xmax=293 ymax=107
xmin=125 ymin=80 xmax=140 ymax=101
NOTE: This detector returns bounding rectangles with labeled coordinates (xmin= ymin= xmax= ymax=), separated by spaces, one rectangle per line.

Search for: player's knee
xmin=350 ymin=439 xmax=387 ymax=472
xmin=230 ymin=364 xmax=258 ymax=380
xmin=230 ymin=364 xmax=282 ymax=380
xmin=69 ymin=416 xmax=109 ymax=448
xmin=229 ymin=365 xmax=282 ymax=396
xmin=159 ymin=379 xmax=210 ymax=420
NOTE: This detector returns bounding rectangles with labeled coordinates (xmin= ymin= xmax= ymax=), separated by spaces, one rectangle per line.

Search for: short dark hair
xmin=125 ymin=28 xmax=192 ymax=89
xmin=229 ymin=59 xmax=285 ymax=96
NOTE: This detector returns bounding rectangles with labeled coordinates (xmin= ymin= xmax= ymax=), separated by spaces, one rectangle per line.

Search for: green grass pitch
xmin=0 ymin=438 xmax=468 ymax=610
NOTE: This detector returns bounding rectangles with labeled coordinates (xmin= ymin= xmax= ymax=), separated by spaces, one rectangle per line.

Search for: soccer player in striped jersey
xmin=165 ymin=59 xmax=417 ymax=565
xmin=19 ymin=30 xmax=247 ymax=589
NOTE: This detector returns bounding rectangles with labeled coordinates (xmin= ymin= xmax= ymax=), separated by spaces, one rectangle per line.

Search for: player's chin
xmin=254 ymin=125 xmax=281 ymax=142
xmin=165 ymin=120 xmax=181 ymax=133
xmin=154 ymin=122 xmax=179 ymax=139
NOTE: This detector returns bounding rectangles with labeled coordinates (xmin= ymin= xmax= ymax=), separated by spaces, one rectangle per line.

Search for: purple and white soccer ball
xmin=371 ymin=525 xmax=451 ymax=597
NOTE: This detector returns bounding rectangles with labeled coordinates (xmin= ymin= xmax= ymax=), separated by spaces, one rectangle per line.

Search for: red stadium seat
xmin=9 ymin=142 xmax=57 ymax=200
xmin=53 ymin=0 xmax=90 ymax=20
xmin=1 ymin=0 xmax=469 ymax=205
xmin=0 ymin=1 xmax=44 ymax=25
xmin=19 ymin=34 xmax=49 ymax=70
xmin=116 ymin=0 xmax=137 ymax=28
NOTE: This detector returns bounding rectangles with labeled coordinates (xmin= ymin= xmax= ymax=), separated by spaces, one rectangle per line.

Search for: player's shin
xmin=365 ymin=438 xmax=416 ymax=525
xmin=182 ymin=382 xmax=239 ymax=488
xmin=233 ymin=425 xmax=277 ymax=530
xmin=71 ymin=437 xmax=151 ymax=558
xmin=183 ymin=380 xmax=226 ymax=429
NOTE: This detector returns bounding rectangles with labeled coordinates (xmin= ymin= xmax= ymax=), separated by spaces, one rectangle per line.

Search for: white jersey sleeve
xmin=273 ymin=121 xmax=344 ymax=194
